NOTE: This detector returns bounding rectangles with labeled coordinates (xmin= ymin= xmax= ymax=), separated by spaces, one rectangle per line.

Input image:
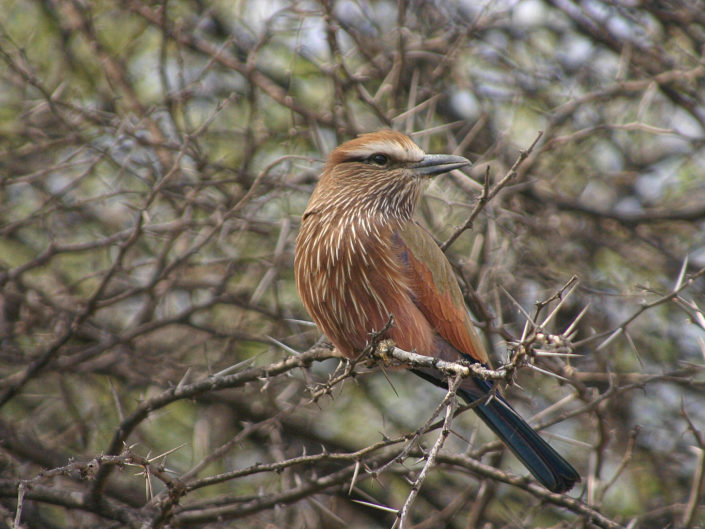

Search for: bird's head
xmin=304 ymin=130 xmax=470 ymax=222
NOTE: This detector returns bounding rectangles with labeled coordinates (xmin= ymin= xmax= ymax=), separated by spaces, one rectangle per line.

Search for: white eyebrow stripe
xmin=344 ymin=141 xmax=424 ymax=162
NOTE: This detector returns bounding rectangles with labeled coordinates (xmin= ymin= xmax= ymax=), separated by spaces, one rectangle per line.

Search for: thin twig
xmin=396 ymin=375 xmax=462 ymax=529
xmin=441 ymin=130 xmax=544 ymax=251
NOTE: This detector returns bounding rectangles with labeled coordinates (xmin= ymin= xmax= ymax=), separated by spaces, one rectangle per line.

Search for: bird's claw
xmin=375 ymin=339 xmax=396 ymax=366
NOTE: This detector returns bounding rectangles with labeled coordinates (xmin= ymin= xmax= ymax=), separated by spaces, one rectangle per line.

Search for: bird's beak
xmin=410 ymin=154 xmax=471 ymax=177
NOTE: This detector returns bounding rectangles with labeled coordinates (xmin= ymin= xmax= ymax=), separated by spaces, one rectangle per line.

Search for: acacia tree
xmin=1 ymin=1 xmax=704 ymax=528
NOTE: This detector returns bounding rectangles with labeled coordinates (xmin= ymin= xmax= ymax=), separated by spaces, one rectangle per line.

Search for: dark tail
xmin=412 ymin=368 xmax=580 ymax=493
xmin=465 ymin=386 xmax=580 ymax=493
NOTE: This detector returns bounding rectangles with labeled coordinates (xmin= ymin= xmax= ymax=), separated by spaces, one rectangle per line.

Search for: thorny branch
xmin=2 ymin=2 xmax=705 ymax=529
xmin=440 ymin=130 xmax=544 ymax=252
xmin=396 ymin=375 xmax=461 ymax=529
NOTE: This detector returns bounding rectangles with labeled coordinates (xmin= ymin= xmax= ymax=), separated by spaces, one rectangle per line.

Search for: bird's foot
xmin=374 ymin=339 xmax=397 ymax=366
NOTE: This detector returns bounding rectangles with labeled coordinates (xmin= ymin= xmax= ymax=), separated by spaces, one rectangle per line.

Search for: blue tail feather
xmin=412 ymin=368 xmax=580 ymax=493
xmin=463 ymin=385 xmax=580 ymax=493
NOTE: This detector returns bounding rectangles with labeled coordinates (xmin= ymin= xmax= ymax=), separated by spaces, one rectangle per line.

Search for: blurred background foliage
xmin=1 ymin=1 xmax=705 ymax=528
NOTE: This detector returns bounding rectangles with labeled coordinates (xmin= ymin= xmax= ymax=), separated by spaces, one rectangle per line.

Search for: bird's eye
xmin=369 ymin=153 xmax=389 ymax=165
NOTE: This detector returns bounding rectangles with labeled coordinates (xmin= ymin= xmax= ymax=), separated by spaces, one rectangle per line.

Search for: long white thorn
xmin=674 ymin=255 xmax=689 ymax=290
xmin=527 ymin=363 xmax=571 ymax=382
xmin=597 ymin=328 xmax=623 ymax=351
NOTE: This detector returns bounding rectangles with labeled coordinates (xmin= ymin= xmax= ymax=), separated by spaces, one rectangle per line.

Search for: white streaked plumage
xmin=294 ymin=130 xmax=433 ymax=357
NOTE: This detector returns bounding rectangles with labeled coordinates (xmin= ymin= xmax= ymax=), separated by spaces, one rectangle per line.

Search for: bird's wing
xmin=396 ymin=222 xmax=489 ymax=365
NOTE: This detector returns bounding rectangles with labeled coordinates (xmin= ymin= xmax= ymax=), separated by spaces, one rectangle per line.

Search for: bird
xmin=294 ymin=130 xmax=580 ymax=493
